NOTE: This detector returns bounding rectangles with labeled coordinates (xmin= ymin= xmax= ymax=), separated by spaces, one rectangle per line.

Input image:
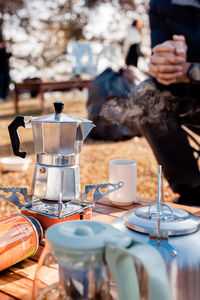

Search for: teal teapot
xmin=33 ymin=220 xmax=171 ymax=300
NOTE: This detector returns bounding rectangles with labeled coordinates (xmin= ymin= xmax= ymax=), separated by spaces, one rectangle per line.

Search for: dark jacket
xmin=149 ymin=0 xmax=200 ymax=62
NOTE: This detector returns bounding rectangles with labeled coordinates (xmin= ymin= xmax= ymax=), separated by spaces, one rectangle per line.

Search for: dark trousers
xmin=100 ymin=78 xmax=200 ymax=196
xmin=125 ymin=44 xmax=141 ymax=67
xmin=0 ymin=71 xmax=10 ymax=99
xmin=139 ymin=79 xmax=200 ymax=195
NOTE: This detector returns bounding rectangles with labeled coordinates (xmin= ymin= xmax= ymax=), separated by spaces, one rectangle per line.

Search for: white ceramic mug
xmin=109 ymin=159 xmax=137 ymax=206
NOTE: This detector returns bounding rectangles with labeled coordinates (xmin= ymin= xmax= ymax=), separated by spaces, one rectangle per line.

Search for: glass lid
xmin=124 ymin=203 xmax=200 ymax=236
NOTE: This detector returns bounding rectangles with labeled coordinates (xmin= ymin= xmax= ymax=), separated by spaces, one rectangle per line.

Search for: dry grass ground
xmin=0 ymin=92 xmax=176 ymax=219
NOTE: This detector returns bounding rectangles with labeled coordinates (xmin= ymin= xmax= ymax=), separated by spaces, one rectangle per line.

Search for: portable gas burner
xmin=0 ymin=102 xmax=123 ymax=230
xmin=0 ymin=181 xmax=123 ymax=230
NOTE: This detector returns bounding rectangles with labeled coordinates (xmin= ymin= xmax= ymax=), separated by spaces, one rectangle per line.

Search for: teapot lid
xmin=126 ymin=165 xmax=200 ymax=237
xmin=124 ymin=203 xmax=200 ymax=236
xmin=46 ymin=220 xmax=131 ymax=251
xmin=32 ymin=102 xmax=93 ymax=124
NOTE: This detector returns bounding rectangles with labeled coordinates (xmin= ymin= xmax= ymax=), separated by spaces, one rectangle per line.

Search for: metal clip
xmin=149 ymin=235 xmax=178 ymax=257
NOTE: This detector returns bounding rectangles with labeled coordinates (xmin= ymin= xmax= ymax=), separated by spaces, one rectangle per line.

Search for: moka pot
xmin=8 ymin=102 xmax=95 ymax=202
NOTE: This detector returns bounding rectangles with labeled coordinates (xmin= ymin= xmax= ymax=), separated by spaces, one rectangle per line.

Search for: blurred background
xmin=0 ymin=0 xmax=150 ymax=83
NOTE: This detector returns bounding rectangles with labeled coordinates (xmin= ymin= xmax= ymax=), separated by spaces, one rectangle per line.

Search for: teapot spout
xmin=83 ymin=121 xmax=95 ymax=140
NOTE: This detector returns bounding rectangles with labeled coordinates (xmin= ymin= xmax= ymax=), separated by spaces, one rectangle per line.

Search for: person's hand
xmin=148 ymin=35 xmax=191 ymax=85
xmin=153 ymin=35 xmax=187 ymax=58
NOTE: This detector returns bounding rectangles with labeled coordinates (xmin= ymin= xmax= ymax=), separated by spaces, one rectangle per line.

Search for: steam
xmin=99 ymin=79 xmax=200 ymax=134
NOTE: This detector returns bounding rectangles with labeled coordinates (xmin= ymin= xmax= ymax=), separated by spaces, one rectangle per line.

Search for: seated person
xmin=124 ymin=19 xmax=143 ymax=68
xmin=100 ymin=0 xmax=200 ymax=205
xmin=0 ymin=38 xmax=11 ymax=100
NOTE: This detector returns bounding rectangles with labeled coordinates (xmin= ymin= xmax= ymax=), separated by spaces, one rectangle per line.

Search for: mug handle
xmin=105 ymin=243 xmax=172 ymax=300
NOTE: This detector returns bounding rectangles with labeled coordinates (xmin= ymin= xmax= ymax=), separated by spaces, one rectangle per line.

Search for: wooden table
xmin=13 ymin=78 xmax=92 ymax=115
xmin=1 ymin=197 xmax=200 ymax=300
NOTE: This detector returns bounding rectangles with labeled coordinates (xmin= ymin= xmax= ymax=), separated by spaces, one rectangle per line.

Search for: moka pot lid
xmin=31 ymin=102 xmax=93 ymax=124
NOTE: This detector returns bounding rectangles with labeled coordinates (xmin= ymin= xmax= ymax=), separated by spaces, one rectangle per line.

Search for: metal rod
xmin=161 ymin=173 xmax=164 ymax=214
xmin=157 ymin=165 xmax=162 ymax=236
xmin=58 ymin=193 xmax=63 ymax=218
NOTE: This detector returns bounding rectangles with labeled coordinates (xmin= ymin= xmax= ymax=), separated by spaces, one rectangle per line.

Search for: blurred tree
xmin=0 ymin=0 xmax=24 ymax=37
xmin=119 ymin=0 xmax=135 ymax=10
xmin=1 ymin=0 xmax=149 ymax=81
xmin=85 ymin=0 xmax=100 ymax=8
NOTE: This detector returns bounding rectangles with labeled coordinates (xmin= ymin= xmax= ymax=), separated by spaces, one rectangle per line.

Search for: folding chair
xmin=67 ymin=41 xmax=97 ymax=77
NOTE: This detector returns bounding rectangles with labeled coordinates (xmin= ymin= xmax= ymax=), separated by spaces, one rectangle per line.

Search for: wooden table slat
xmin=8 ymin=260 xmax=38 ymax=281
xmin=93 ymin=203 xmax=127 ymax=215
xmin=92 ymin=211 xmax=116 ymax=223
xmin=0 ymin=271 xmax=33 ymax=300
xmin=0 ymin=291 xmax=17 ymax=300
xmin=97 ymin=197 xmax=154 ymax=208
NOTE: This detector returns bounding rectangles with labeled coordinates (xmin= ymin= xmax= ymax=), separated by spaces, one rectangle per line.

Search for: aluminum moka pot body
xmin=31 ymin=115 xmax=94 ymax=156
xmin=31 ymin=154 xmax=81 ymax=201
xmin=8 ymin=102 xmax=95 ymax=201
xmin=111 ymin=205 xmax=200 ymax=300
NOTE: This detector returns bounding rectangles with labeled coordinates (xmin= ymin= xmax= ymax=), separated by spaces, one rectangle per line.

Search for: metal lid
xmin=124 ymin=204 xmax=200 ymax=236
xmin=32 ymin=113 xmax=92 ymax=124
xmin=32 ymin=101 xmax=93 ymax=124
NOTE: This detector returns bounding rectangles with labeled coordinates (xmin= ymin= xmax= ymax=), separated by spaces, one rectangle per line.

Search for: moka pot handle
xmin=8 ymin=116 xmax=26 ymax=158
xmin=105 ymin=242 xmax=172 ymax=300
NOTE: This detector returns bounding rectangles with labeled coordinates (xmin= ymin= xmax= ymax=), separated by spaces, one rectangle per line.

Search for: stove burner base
xmin=21 ymin=207 xmax=92 ymax=230
xmin=20 ymin=198 xmax=94 ymax=230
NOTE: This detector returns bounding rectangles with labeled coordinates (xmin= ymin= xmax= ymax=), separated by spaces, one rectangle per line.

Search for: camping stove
xmin=1 ymin=102 xmax=123 ymax=230
xmin=0 ymin=181 xmax=123 ymax=230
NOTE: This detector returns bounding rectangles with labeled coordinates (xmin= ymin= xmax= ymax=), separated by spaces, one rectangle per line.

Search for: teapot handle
xmin=8 ymin=116 xmax=26 ymax=158
xmin=105 ymin=243 xmax=172 ymax=300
